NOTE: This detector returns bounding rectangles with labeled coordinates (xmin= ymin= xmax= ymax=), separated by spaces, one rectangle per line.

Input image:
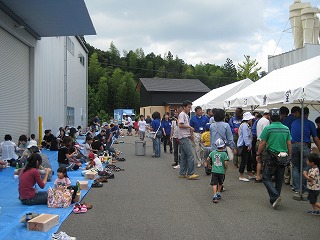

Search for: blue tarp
xmin=0 ymin=149 xmax=92 ymax=240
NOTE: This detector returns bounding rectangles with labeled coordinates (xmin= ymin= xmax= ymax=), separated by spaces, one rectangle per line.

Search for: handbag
xmin=267 ymin=150 xmax=290 ymax=167
xmin=47 ymin=187 xmax=73 ymax=208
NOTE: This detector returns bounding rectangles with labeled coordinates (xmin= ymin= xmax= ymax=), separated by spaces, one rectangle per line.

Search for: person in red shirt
xmin=19 ymin=153 xmax=51 ymax=205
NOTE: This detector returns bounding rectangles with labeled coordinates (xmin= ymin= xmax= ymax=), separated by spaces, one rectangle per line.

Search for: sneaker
xmin=173 ymin=165 xmax=180 ymax=169
xmin=187 ymin=174 xmax=199 ymax=180
xmin=197 ymin=163 xmax=202 ymax=168
xmin=179 ymin=175 xmax=187 ymax=178
xmin=217 ymin=194 xmax=222 ymax=200
xmin=239 ymin=177 xmax=249 ymax=182
xmin=272 ymin=196 xmax=281 ymax=209
xmin=306 ymin=210 xmax=320 ymax=215
xmin=212 ymin=196 xmax=219 ymax=203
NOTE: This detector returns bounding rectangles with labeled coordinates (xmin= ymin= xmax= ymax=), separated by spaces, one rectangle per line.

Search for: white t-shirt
xmin=138 ymin=120 xmax=147 ymax=132
xmin=178 ymin=111 xmax=191 ymax=139
xmin=171 ymin=120 xmax=179 ymax=138
xmin=257 ymin=117 xmax=270 ymax=139
xmin=93 ymin=157 xmax=103 ymax=171
xmin=0 ymin=141 xmax=18 ymax=160
xmin=127 ymin=117 xmax=133 ymax=126
xmin=83 ymin=143 xmax=91 ymax=157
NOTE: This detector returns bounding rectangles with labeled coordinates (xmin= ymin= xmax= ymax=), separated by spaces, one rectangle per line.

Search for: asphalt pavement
xmin=59 ymin=134 xmax=320 ymax=240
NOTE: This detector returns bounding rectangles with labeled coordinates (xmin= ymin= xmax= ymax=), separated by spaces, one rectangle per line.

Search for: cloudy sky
xmin=84 ymin=0 xmax=320 ymax=71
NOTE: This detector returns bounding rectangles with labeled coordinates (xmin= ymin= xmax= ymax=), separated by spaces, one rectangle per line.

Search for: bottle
xmin=76 ymin=180 xmax=80 ymax=193
xmin=15 ymin=162 xmax=19 ymax=170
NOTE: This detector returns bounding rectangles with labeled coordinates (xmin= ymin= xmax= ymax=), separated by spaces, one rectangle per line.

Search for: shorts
xmin=308 ymin=190 xmax=320 ymax=204
xmin=210 ymin=173 xmax=225 ymax=186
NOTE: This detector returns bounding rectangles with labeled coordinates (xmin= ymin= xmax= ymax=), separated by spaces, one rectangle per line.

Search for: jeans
xmin=173 ymin=138 xmax=180 ymax=163
xmin=239 ymin=146 xmax=252 ymax=174
xmin=153 ymin=137 xmax=161 ymax=157
xmin=20 ymin=191 xmax=48 ymax=205
xmin=179 ymin=137 xmax=195 ymax=176
xmin=291 ymin=144 xmax=310 ymax=192
xmin=163 ymin=134 xmax=172 ymax=152
xmin=262 ymin=154 xmax=285 ymax=204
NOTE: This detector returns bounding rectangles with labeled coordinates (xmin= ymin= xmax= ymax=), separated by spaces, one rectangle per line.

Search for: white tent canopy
xmin=224 ymin=55 xmax=320 ymax=110
xmin=192 ymin=78 xmax=253 ymax=111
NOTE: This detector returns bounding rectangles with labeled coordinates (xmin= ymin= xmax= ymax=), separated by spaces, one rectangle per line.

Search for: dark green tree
xmin=237 ymin=55 xmax=261 ymax=81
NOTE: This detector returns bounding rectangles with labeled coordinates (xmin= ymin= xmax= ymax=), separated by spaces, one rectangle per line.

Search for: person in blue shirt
xmin=282 ymin=106 xmax=301 ymax=130
xmin=161 ymin=112 xmax=172 ymax=153
xmin=190 ymin=106 xmax=209 ymax=167
xmin=150 ymin=111 xmax=161 ymax=158
xmin=237 ymin=112 xmax=256 ymax=182
xmin=229 ymin=107 xmax=243 ymax=168
xmin=291 ymin=107 xmax=320 ymax=197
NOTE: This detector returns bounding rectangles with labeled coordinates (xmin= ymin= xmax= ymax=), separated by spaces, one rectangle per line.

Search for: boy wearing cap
xmin=208 ymin=138 xmax=229 ymax=203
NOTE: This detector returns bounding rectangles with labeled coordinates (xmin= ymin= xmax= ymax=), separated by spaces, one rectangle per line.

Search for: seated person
xmin=17 ymin=134 xmax=28 ymax=157
xmin=28 ymin=134 xmax=38 ymax=147
xmin=91 ymin=136 xmax=104 ymax=155
xmin=86 ymin=152 xmax=103 ymax=172
xmin=77 ymin=126 xmax=85 ymax=136
xmin=42 ymin=129 xmax=58 ymax=150
xmin=0 ymin=134 xmax=19 ymax=165
xmin=19 ymin=153 xmax=51 ymax=205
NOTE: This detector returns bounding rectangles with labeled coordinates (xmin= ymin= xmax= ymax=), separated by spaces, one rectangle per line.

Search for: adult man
xmin=229 ymin=107 xmax=243 ymax=168
xmin=190 ymin=106 xmax=209 ymax=167
xmin=255 ymin=111 xmax=270 ymax=182
xmin=126 ymin=115 xmax=133 ymax=136
xmin=178 ymin=100 xmax=199 ymax=180
xmin=256 ymin=108 xmax=292 ymax=209
xmin=291 ymin=107 xmax=320 ymax=199
xmin=205 ymin=109 xmax=213 ymax=122
xmin=282 ymin=106 xmax=301 ymax=130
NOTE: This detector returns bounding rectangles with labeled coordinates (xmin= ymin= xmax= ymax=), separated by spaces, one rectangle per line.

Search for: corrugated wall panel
xmin=31 ymin=37 xmax=65 ymax=137
xmin=0 ymin=27 xmax=29 ymax=142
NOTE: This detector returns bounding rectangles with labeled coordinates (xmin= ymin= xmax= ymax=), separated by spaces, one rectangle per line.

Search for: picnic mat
xmin=0 ymin=149 xmax=92 ymax=240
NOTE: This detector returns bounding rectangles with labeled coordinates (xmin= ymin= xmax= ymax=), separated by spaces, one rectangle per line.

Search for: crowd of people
xmin=141 ymin=101 xmax=320 ymax=213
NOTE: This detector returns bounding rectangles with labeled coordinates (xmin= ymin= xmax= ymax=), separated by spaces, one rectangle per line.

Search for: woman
xmin=150 ymin=111 xmax=161 ymax=158
xmin=237 ymin=112 xmax=255 ymax=182
xmin=161 ymin=112 xmax=172 ymax=153
xmin=19 ymin=153 xmax=51 ymax=205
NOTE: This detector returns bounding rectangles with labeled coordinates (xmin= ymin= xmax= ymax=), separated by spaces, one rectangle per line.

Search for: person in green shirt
xmin=256 ymin=108 xmax=292 ymax=209
xmin=208 ymin=138 xmax=229 ymax=203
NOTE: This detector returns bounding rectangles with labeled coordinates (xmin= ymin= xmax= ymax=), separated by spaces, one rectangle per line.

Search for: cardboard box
xmin=27 ymin=214 xmax=59 ymax=232
xmin=73 ymin=192 xmax=81 ymax=202
xmin=85 ymin=171 xmax=98 ymax=180
xmin=77 ymin=180 xmax=88 ymax=190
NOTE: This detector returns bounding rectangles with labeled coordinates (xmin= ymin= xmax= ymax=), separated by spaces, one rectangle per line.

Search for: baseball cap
xmin=270 ymin=108 xmax=280 ymax=116
xmin=88 ymin=152 xmax=95 ymax=160
xmin=215 ymin=138 xmax=225 ymax=148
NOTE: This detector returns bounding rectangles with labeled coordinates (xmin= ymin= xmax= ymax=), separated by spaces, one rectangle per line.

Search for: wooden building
xmin=136 ymin=78 xmax=210 ymax=117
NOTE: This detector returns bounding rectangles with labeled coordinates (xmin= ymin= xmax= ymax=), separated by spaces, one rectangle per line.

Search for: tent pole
xmin=299 ymin=100 xmax=304 ymax=199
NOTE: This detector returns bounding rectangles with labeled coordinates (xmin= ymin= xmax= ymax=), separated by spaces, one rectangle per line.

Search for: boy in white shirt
xmin=138 ymin=115 xmax=147 ymax=141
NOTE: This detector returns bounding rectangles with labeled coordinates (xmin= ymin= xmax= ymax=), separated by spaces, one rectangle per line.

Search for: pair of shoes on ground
xmin=73 ymin=203 xmax=87 ymax=214
xmin=306 ymin=210 xmax=320 ymax=215
xmin=51 ymin=231 xmax=76 ymax=240
xmin=179 ymin=174 xmax=199 ymax=180
xmin=91 ymin=180 xmax=103 ymax=187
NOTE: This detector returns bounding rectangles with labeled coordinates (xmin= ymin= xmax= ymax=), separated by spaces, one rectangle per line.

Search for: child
xmin=138 ymin=115 xmax=147 ymax=141
xmin=54 ymin=167 xmax=71 ymax=189
xmin=133 ymin=118 xmax=139 ymax=137
xmin=202 ymin=124 xmax=212 ymax=175
xmin=208 ymin=138 xmax=229 ymax=203
xmin=28 ymin=134 xmax=38 ymax=147
xmin=303 ymin=153 xmax=320 ymax=215
xmin=86 ymin=152 xmax=103 ymax=171
xmin=83 ymin=135 xmax=93 ymax=160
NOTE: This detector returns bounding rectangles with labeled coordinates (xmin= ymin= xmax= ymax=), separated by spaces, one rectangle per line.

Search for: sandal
xmin=80 ymin=204 xmax=87 ymax=213
xmin=82 ymin=202 xmax=93 ymax=210
xmin=91 ymin=181 xmax=103 ymax=188
xmin=73 ymin=203 xmax=81 ymax=214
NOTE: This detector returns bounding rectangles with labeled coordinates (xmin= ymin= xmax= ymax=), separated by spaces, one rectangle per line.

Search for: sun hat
xmin=215 ymin=138 xmax=225 ymax=148
xmin=242 ymin=112 xmax=255 ymax=121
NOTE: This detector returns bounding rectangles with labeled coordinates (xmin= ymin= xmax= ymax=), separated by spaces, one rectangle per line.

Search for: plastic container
xmin=135 ymin=140 xmax=146 ymax=156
